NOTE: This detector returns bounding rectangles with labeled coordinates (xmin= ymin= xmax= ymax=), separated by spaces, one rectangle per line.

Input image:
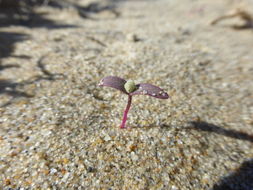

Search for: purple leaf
xmin=130 ymin=83 xmax=169 ymax=99
xmin=99 ymin=76 xmax=128 ymax=94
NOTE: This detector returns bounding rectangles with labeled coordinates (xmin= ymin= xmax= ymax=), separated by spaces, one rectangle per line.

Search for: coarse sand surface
xmin=0 ymin=0 xmax=253 ymax=189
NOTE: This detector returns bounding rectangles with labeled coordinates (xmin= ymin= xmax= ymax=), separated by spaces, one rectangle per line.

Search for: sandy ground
xmin=0 ymin=0 xmax=253 ymax=189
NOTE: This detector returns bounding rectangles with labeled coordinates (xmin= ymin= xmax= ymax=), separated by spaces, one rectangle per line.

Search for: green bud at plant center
xmin=124 ymin=80 xmax=136 ymax=93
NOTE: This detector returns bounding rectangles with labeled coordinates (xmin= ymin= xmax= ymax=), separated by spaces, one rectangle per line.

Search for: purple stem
xmin=120 ymin=95 xmax=132 ymax=129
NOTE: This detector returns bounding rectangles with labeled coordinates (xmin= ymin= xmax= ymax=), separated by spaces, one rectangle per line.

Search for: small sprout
xmin=99 ymin=76 xmax=169 ymax=129
xmin=211 ymin=8 xmax=253 ymax=29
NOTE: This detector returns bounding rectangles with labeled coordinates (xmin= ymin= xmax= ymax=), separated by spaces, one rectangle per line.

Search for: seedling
xmin=99 ymin=76 xmax=169 ymax=129
xmin=211 ymin=8 xmax=253 ymax=29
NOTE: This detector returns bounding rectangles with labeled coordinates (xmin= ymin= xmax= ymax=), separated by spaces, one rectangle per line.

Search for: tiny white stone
xmin=131 ymin=152 xmax=139 ymax=161
xmin=104 ymin=134 xmax=111 ymax=141
xmin=171 ymin=185 xmax=178 ymax=190
xmin=152 ymin=93 xmax=156 ymax=96
xmin=62 ymin=172 xmax=70 ymax=181
xmin=50 ymin=168 xmax=57 ymax=174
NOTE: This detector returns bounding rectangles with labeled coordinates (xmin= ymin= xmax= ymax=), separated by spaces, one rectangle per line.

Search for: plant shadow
xmin=0 ymin=32 xmax=30 ymax=59
xmin=0 ymin=79 xmax=33 ymax=96
xmin=0 ymin=59 xmax=65 ymax=107
xmin=187 ymin=121 xmax=253 ymax=189
xmin=0 ymin=0 xmax=123 ymax=107
xmin=0 ymin=31 xmax=32 ymax=106
xmin=0 ymin=2 xmax=77 ymax=29
xmin=130 ymin=120 xmax=253 ymax=189
xmin=0 ymin=0 xmax=120 ymax=28
xmin=47 ymin=0 xmax=120 ymax=19
xmin=0 ymin=51 xmax=66 ymax=108
xmin=212 ymin=159 xmax=253 ymax=190
xmin=188 ymin=121 xmax=253 ymax=143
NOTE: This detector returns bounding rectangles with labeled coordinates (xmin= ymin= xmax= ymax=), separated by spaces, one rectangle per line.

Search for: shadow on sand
xmin=189 ymin=121 xmax=253 ymax=143
xmin=187 ymin=121 xmax=253 ymax=190
xmin=212 ymin=159 xmax=253 ymax=190
xmin=0 ymin=0 xmax=119 ymax=28
xmin=0 ymin=54 xmax=65 ymax=107
xmin=0 ymin=0 xmax=121 ymax=107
